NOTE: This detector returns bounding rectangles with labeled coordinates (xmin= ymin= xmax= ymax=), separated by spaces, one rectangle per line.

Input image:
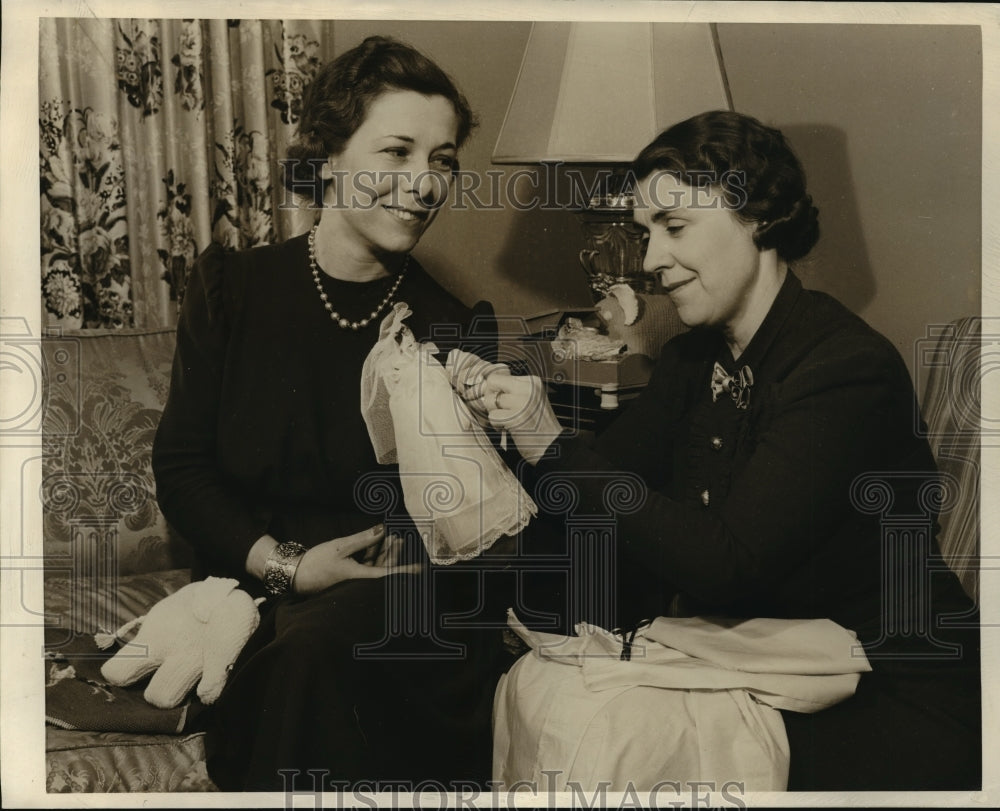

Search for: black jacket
xmin=535 ymin=270 xmax=974 ymax=655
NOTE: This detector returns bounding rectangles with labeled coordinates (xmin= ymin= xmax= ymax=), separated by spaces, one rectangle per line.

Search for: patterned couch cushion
xmin=44 ymin=569 xmax=212 ymax=792
xmin=917 ymin=316 xmax=981 ymax=601
xmin=39 ymin=329 xmax=214 ymax=794
xmin=46 ymin=728 xmax=212 ymax=792
xmin=45 ymin=568 xmax=192 ymax=636
xmin=42 ymin=328 xmax=184 ymax=579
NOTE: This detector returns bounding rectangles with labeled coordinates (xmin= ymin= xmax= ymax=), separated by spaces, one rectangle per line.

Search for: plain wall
xmin=718 ymin=23 xmax=982 ymax=381
xmin=331 ymin=22 xmax=982 ymax=382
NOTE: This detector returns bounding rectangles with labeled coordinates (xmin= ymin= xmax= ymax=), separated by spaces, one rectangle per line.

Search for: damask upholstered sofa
xmin=39 ymin=318 xmax=981 ymax=793
xmin=41 ymin=327 xmax=212 ymax=792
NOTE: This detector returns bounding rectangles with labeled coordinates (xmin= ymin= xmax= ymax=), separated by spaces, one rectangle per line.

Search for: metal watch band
xmin=263 ymin=541 xmax=307 ymax=596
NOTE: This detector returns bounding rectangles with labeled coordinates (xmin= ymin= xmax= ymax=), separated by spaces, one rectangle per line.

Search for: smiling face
xmin=634 ymin=171 xmax=771 ymax=344
xmin=321 ymin=90 xmax=459 ymax=259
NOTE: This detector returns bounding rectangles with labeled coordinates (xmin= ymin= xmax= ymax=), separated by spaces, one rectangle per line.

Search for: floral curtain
xmin=39 ymin=18 xmax=335 ymax=329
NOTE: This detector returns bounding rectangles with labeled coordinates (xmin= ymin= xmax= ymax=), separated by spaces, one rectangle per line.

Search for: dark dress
xmin=529 ymin=270 xmax=980 ymax=791
xmin=152 ymin=233 xmax=514 ymax=790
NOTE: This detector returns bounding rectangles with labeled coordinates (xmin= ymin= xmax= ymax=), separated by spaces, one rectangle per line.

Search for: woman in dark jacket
xmin=479 ymin=110 xmax=980 ymax=791
xmin=153 ymin=36 xmax=509 ymax=790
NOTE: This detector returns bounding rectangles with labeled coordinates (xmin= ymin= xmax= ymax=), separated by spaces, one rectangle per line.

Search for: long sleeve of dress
xmin=534 ymin=325 xmax=924 ymax=613
xmin=153 ymin=238 xmax=499 ymax=579
xmin=152 ymin=245 xmax=271 ymax=575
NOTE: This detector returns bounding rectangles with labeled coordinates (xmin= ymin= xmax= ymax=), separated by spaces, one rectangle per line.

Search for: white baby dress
xmin=361 ymin=303 xmax=537 ymax=564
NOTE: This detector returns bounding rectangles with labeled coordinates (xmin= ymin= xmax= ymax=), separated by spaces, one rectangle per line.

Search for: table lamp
xmin=492 ymin=22 xmax=733 ymax=298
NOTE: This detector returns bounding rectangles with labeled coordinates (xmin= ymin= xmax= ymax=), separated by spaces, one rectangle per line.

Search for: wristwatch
xmin=263 ymin=541 xmax=307 ymax=596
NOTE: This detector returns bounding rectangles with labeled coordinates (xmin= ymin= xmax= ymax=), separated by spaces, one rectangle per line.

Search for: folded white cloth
xmin=493 ymin=611 xmax=870 ymax=792
xmin=585 ymin=616 xmax=870 ymax=714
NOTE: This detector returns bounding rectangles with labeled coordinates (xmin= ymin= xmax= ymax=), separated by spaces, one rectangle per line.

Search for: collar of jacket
xmin=718 ymin=269 xmax=804 ymax=375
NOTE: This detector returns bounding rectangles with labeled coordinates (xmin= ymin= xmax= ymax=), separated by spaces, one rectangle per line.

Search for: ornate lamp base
xmin=575 ymin=171 xmax=656 ymax=299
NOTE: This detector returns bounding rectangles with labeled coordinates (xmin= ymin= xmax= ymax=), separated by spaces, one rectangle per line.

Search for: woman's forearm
xmin=245 ymin=534 xmax=279 ymax=580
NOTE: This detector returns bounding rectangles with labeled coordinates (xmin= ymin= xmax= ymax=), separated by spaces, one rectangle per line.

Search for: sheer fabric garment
xmin=361 ymin=302 xmax=536 ymax=564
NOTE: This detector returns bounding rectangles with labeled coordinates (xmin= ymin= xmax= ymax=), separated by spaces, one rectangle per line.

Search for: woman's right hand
xmin=477 ymin=373 xmax=563 ymax=465
xmin=292 ymin=525 xmax=422 ymax=596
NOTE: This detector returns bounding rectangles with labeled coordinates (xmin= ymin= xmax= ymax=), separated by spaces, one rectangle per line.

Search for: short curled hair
xmin=632 ymin=110 xmax=820 ymax=262
xmin=283 ymin=36 xmax=478 ymax=207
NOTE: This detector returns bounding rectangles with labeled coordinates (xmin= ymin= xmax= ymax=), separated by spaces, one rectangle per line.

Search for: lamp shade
xmin=492 ymin=23 xmax=733 ymax=164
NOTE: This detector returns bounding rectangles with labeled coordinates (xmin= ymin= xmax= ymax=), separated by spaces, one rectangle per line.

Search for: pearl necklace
xmin=308 ymin=225 xmax=408 ymax=330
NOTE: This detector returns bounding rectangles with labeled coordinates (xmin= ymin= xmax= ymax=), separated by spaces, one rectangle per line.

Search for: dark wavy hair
xmin=631 ymin=110 xmax=820 ymax=262
xmin=283 ymin=36 xmax=478 ymax=206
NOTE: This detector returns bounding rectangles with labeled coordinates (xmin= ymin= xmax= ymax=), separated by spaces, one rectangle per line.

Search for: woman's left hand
xmin=361 ymin=532 xmax=406 ymax=568
xmin=292 ymin=526 xmax=422 ymax=595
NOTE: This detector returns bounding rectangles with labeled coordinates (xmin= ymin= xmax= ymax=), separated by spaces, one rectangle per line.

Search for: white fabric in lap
xmin=494 ymin=657 xmax=791 ymax=792
xmin=493 ymin=612 xmax=870 ymax=792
